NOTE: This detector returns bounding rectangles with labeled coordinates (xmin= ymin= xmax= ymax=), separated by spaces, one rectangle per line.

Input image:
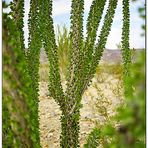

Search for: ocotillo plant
xmin=43 ymin=0 xmax=117 ymax=147
xmin=8 ymin=0 xmax=132 ymax=147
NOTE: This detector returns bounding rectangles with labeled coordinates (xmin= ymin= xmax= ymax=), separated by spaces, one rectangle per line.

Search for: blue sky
xmin=5 ymin=0 xmax=145 ymax=49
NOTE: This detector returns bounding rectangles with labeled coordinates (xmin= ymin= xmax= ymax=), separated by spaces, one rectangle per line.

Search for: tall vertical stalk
xmin=121 ymin=0 xmax=133 ymax=99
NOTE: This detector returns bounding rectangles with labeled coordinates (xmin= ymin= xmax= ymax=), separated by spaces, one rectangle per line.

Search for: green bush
xmin=84 ymin=50 xmax=145 ymax=148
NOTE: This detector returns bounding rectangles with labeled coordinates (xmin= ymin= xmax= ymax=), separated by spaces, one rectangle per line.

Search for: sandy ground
xmin=39 ymin=71 xmax=123 ymax=148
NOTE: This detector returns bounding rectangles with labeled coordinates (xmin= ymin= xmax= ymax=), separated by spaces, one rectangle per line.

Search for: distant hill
xmin=39 ymin=48 xmax=144 ymax=64
xmin=100 ymin=49 xmax=144 ymax=64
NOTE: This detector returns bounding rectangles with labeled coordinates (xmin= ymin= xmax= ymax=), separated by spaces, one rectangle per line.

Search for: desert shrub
xmin=114 ymin=50 xmax=146 ymax=147
xmin=84 ymin=128 xmax=101 ymax=148
xmin=56 ymin=25 xmax=72 ymax=76
xmin=84 ymin=48 xmax=145 ymax=148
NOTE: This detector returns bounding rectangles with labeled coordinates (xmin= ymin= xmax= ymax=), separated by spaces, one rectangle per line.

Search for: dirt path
xmin=39 ymin=72 xmax=123 ymax=148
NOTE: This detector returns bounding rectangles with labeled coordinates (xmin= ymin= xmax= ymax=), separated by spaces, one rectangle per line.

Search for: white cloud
xmin=105 ymin=27 xmax=145 ymax=49
xmin=106 ymin=28 xmax=122 ymax=49
xmin=23 ymin=0 xmax=30 ymax=48
xmin=52 ymin=0 xmax=94 ymax=16
xmin=53 ymin=0 xmax=71 ymax=16
xmin=130 ymin=29 xmax=145 ymax=48
xmin=3 ymin=7 xmax=11 ymax=13
xmin=52 ymin=0 xmax=95 ymax=15
xmin=84 ymin=0 xmax=93 ymax=12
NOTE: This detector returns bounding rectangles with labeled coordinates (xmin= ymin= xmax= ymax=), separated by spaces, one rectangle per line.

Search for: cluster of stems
xmin=9 ymin=0 xmax=132 ymax=147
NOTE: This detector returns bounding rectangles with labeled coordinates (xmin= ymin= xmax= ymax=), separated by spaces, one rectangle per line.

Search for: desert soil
xmin=39 ymin=71 xmax=123 ymax=148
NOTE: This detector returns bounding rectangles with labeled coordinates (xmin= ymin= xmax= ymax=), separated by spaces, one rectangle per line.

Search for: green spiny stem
xmin=10 ymin=0 xmax=25 ymax=54
xmin=121 ymin=0 xmax=131 ymax=76
xmin=27 ymin=0 xmax=41 ymax=89
xmin=60 ymin=109 xmax=80 ymax=148
xmin=84 ymin=0 xmax=106 ymax=62
xmin=26 ymin=0 xmax=41 ymax=146
xmin=66 ymin=0 xmax=84 ymax=100
xmin=81 ymin=0 xmax=118 ymax=94
xmin=39 ymin=0 xmax=65 ymax=107
xmin=80 ymin=0 xmax=106 ymax=84
xmin=121 ymin=0 xmax=132 ymax=98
